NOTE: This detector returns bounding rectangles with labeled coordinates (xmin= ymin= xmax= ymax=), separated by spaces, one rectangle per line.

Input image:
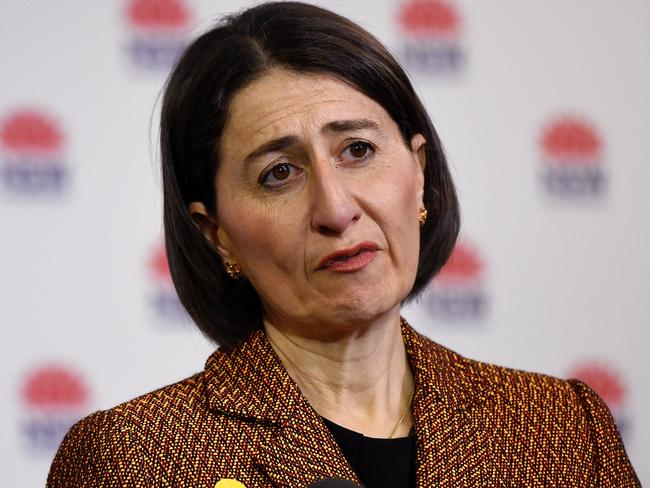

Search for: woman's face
xmin=195 ymin=69 xmax=426 ymax=335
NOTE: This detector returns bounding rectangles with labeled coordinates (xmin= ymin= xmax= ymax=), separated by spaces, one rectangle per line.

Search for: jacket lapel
xmin=256 ymin=398 xmax=360 ymax=487
xmin=402 ymin=322 xmax=493 ymax=486
xmin=204 ymin=330 xmax=359 ymax=487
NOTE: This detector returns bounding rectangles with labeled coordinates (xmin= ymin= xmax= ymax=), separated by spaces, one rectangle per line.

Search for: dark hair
xmin=161 ymin=1 xmax=460 ymax=349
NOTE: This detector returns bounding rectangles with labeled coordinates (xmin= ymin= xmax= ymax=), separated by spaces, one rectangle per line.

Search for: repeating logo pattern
xmin=539 ymin=115 xmax=607 ymax=199
xmin=147 ymin=242 xmax=188 ymax=324
xmin=567 ymin=360 xmax=631 ymax=439
xmin=396 ymin=0 xmax=465 ymax=74
xmin=19 ymin=364 xmax=90 ymax=454
xmin=1 ymin=2 xmax=644 ymax=482
xmin=0 ymin=108 xmax=69 ymax=195
xmin=124 ymin=0 xmax=192 ymax=71
xmin=424 ymin=241 xmax=487 ymax=322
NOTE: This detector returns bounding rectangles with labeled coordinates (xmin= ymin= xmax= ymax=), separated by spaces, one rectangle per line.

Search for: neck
xmin=264 ymin=309 xmax=414 ymax=438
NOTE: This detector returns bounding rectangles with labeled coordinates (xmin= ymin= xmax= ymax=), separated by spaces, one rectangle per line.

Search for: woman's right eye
xmin=258 ymin=162 xmax=303 ymax=188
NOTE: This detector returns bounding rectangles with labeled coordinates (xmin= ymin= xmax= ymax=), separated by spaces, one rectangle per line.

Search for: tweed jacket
xmin=48 ymin=322 xmax=639 ymax=487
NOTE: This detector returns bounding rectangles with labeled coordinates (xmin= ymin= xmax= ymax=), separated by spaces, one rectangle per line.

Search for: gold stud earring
xmin=418 ymin=207 xmax=428 ymax=226
xmin=224 ymin=261 xmax=242 ymax=279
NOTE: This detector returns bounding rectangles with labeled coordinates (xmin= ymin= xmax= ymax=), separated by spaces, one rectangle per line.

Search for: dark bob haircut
xmin=161 ymin=1 xmax=460 ymax=349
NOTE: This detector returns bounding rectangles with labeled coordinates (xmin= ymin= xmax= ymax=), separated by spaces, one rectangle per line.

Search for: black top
xmin=322 ymin=417 xmax=416 ymax=488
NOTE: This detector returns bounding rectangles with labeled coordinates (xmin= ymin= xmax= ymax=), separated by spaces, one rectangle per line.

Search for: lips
xmin=317 ymin=241 xmax=379 ymax=271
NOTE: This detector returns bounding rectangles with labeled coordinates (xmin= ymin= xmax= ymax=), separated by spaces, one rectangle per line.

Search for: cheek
xmin=368 ymin=158 xmax=421 ymax=271
xmin=369 ymin=158 xmax=420 ymax=229
xmin=395 ymin=175 xmax=421 ymax=261
xmin=219 ymin=197 xmax=307 ymax=281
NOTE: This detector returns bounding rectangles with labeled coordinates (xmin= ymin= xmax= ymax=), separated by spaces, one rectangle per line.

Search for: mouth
xmin=318 ymin=241 xmax=379 ymax=272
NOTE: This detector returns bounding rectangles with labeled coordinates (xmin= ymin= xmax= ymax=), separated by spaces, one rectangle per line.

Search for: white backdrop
xmin=1 ymin=0 xmax=648 ymax=485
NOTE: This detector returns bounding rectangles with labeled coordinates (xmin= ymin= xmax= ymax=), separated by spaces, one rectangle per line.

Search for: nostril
xmin=318 ymin=225 xmax=342 ymax=237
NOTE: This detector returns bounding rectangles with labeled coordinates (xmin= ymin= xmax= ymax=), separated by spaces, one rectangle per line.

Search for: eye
xmin=259 ymin=162 xmax=303 ymax=188
xmin=341 ymin=140 xmax=375 ymax=162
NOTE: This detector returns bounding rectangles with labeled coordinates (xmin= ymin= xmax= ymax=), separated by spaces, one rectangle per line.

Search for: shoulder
xmin=409 ymin=328 xmax=639 ymax=485
xmin=47 ymin=372 xmax=212 ymax=487
xmin=470 ymin=355 xmax=638 ymax=484
xmin=111 ymin=371 xmax=209 ymax=427
xmin=468 ymin=353 xmax=585 ymax=410
xmin=416 ymin=330 xmax=604 ymax=434
xmin=98 ymin=371 xmax=211 ymax=437
xmin=47 ymin=335 xmax=288 ymax=488
xmin=447 ymin=345 xmax=616 ymax=438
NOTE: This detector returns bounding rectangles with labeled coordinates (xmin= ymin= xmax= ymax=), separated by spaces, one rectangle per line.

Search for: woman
xmin=48 ymin=2 xmax=638 ymax=487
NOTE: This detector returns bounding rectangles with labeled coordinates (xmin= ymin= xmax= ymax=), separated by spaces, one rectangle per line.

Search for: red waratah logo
xmin=1 ymin=110 xmax=64 ymax=155
xmin=435 ymin=242 xmax=484 ymax=285
xmin=541 ymin=117 xmax=602 ymax=164
xmin=397 ymin=0 xmax=465 ymax=74
xmin=538 ymin=115 xmax=606 ymax=198
xmin=124 ymin=0 xmax=192 ymax=71
xmin=0 ymin=108 xmax=69 ymax=194
xmin=399 ymin=0 xmax=461 ymax=38
xmin=21 ymin=365 xmax=89 ymax=411
xmin=425 ymin=241 xmax=487 ymax=321
xmin=19 ymin=364 xmax=90 ymax=453
xmin=147 ymin=242 xmax=187 ymax=324
xmin=126 ymin=0 xmax=191 ymax=33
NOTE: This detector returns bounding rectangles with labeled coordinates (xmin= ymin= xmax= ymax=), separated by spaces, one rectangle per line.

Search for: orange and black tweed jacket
xmin=48 ymin=322 xmax=639 ymax=487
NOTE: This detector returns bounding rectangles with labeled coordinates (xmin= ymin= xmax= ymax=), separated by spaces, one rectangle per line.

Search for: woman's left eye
xmin=341 ymin=141 xmax=375 ymax=162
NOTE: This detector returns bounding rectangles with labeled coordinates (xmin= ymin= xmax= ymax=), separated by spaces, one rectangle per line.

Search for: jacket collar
xmin=401 ymin=317 xmax=492 ymax=413
xmin=204 ymin=327 xmax=303 ymax=424
xmin=401 ymin=319 xmax=494 ymax=484
xmin=204 ymin=319 xmax=494 ymax=486
xmin=204 ymin=327 xmax=360 ymax=486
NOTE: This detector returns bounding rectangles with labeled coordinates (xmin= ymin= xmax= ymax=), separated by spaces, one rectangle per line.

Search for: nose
xmin=310 ymin=160 xmax=361 ymax=235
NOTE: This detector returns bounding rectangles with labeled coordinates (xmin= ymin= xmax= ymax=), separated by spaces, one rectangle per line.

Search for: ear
xmin=188 ymin=202 xmax=236 ymax=263
xmin=410 ymin=133 xmax=427 ymax=206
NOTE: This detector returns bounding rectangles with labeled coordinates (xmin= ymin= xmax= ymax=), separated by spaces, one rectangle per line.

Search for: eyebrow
xmin=322 ymin=118 xmax=380 ymax=134
xmin=242 ymin=135 xmax=299 ymax=167
xmin=242 ymin=119 xmax=380 ymax=167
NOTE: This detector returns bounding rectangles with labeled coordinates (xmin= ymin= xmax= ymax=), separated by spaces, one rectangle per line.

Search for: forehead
xmin=221 ymin=69 xmax=396 ymax=156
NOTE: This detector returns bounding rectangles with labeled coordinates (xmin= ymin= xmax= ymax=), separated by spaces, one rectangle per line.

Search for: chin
xmin=315 ymin=287 xmax=403 ymax=327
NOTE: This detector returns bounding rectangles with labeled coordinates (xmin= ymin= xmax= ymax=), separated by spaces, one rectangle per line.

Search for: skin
xmin=190 ymin=68 xmax=426 ymax=438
